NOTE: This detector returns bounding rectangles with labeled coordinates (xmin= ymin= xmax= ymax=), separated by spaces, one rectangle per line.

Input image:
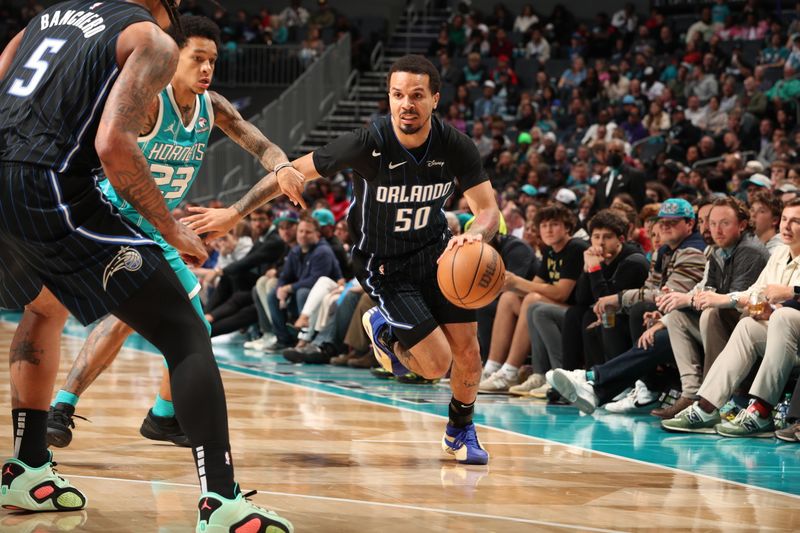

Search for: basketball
xmin=437 ymin=241 xmax=505 ymax=309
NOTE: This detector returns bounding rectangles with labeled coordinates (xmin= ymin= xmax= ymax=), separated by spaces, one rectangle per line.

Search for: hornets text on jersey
xmin=100 ymin=84 xmax=214 ymax=235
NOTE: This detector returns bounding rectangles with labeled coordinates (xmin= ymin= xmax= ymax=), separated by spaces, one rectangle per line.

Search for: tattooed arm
xmin=209 ymin=90 xmax=293 ymax=172
xmin=96 ymin=22 xmax=206 ymax=264
xmin=184 ymin=152 xmax=322 ymax=239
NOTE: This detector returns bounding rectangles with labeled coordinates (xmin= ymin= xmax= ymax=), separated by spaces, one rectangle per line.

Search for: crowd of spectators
xmin=188 ymin=1 xmax=800 ymax=444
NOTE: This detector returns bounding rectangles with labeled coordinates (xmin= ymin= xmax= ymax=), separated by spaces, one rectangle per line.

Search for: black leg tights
xmin=112 ymin=259 xmax=234 ymax=497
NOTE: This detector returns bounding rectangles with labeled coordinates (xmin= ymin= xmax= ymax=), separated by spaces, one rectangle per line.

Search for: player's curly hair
xmin=168 ymin=14 xmax=222 ymax=50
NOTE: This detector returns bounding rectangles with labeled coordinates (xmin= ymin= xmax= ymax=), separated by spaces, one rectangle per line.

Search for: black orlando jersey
xmin=0 ymin=0 xmax=155 ymax=175
xmin=313 ymin=115 xmax=488 ymax=260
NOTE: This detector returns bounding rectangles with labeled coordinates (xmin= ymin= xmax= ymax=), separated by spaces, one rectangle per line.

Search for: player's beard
xmin=398 ymin=111 xmax=430 ymax=135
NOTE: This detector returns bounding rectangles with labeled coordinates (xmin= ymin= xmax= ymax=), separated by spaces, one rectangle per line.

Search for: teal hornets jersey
xmin=101 ymin=84 xmax=213 ymax=235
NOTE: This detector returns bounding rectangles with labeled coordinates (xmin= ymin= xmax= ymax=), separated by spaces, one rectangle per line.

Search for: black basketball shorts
xmin=0 ymin=163 xmax=165 ymax=325
xmin=352 ymin=244 xmax=476 ymax=349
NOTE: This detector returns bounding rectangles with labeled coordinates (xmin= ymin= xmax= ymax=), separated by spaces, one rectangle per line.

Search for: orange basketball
xmin=437 ymin=241 xmax=505 ymax=309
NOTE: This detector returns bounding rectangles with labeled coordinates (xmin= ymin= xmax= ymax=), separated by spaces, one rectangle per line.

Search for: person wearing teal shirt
xmin=48 ymin=15 xmax=305 ymax=455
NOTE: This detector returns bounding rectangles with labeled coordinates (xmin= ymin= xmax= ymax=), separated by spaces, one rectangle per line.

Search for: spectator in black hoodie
xmin=562 ymin=210 xmax=650 ymax=370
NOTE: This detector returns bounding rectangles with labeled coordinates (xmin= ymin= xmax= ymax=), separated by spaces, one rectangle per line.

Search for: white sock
xmin=484 ymin=360 xmax=502 ymax=375
xmin=500 ymin=363 xmax=519 ymax=380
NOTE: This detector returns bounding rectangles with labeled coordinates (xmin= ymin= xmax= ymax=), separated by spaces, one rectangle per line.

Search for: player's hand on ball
xmin=163 ymin=221 xmax=208 ymax=267
xmin=438 ymin=232 xmax=482 ymax=263
xmin=183 ymin=206 xmax=239 ymax=241
xmin=277 ymin=166 xmax=307 ymax=209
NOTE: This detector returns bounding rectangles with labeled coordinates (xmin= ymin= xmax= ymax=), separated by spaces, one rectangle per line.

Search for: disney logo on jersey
xmin=427 ymin=160 xmax=444 ymax=167
xmin=40 ymin=8 xmax=106 ymax=38
xmin=375 ymin=182 xmax=453 ymax=204
xmin=196 ymin=117 xmax=210 ymax=133
xmin=102 ymin=246 xmax=143 ymax=291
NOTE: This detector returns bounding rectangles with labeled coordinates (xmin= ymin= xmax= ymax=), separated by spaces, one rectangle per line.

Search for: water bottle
xmin=773 ymin=393 xmax=792 ymax=430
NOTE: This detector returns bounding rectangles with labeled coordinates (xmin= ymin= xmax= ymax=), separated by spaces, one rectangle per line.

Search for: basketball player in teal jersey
xmin=46 ymin=15 xmax=305 ymax=449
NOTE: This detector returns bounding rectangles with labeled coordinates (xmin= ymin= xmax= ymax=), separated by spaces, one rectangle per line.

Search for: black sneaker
xmin=46 ymin=403 xmax=87 ymax=448
xmin=139 ymin=409 xmax=190 ymax=447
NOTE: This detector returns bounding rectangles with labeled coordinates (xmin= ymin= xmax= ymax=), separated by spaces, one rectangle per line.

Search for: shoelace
xmin=452 ymin=426 xmax=480 ymax=449
xmin=52 ymin=410 xmax=89 ymax=430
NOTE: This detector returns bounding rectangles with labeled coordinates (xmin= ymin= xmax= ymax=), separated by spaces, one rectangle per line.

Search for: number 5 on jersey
xmin=7 ymin=38 xmax=66 ymax=97
xmin=395 ymin=206 xmax=431 ymax=232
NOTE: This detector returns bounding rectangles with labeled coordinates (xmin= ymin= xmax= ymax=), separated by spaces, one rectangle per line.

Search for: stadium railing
xmin=190 ymin=33 xmax=352 ymax=204
xmin=214 ymin=45 xmax=306 ymax=87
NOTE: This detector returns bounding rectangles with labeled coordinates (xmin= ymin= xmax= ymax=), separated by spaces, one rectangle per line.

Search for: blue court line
xmin=2 ymin=312 xmax=798 ymax=498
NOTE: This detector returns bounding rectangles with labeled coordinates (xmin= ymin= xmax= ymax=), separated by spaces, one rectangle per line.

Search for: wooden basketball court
xmin=0 ymin=319 xmax=798 ymax=532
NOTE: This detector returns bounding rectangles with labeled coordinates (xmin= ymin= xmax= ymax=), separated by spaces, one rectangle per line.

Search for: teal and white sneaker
xmin=661 ymin=402 xmax=720 ymax=434
xmin=715 ymin=401 xmax=775 ymax=438
xmin=196 ymin=487 xmax=292 ymax=533
xmin=0 ymin=454 xmax=86 ymax=512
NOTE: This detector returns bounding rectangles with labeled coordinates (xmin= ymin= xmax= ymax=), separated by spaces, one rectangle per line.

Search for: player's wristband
xmin=274 ymin=162 xmax=294 ymax=175
xmin=587 ymin=264 xmax=602 ymax=273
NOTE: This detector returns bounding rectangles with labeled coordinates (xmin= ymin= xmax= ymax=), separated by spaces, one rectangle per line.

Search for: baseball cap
xmin=273 ymin=209 xmax=299 ymax=225
xmin=622 ymin=95 xmax=635 ymax=104
xmin=778 ymin=182 xmax=799 ymax=193
xmin=554 ymin=188 xmax=577 ymax=206
xmin=517 ymin=132 xmax=533 ymax=144
xmin=544 ymin=131 xmax=557 ymax=143
xmin=521 ymin=184 xmax=538 ymax=196
xmin=657 ymin=198 xmax=695 ymax=219
xmin=745 ymin=160 xmax=765 ymax=173
xmin=311 ymin=208 xmax=336 ymax=227
xmin=644 ymin=66 xmax=654 ymax=76
xmin=741 ymin=173 xmax=771 ymax=190
xmin=483 ymin=80 xmax=496 ymax=89
xmin=672 ymin=105 xmax=685 ymax=113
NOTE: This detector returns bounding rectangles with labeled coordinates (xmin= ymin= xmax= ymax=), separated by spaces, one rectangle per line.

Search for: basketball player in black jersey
xmin=186 ymin=55 xmax=501 ymax=465
xmin=0 ymin=1 xmax=292 ymax=530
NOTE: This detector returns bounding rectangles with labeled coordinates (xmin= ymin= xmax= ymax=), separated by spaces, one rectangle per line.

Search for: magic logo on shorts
xmin=102 ymin=246 xmax=143 ymax=291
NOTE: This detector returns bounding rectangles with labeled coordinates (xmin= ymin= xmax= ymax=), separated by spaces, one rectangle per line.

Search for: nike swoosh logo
xmin=388 ymin=161 xmax=407 ymax=169
xmin=372 ymin=150 xmax=381 ymax=157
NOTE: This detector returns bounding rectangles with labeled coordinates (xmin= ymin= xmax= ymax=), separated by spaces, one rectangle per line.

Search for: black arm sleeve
xmin=312 ymin=127 xmax=379 ymax=179
xmin=447 ymin=128 xmax=489 ymax=191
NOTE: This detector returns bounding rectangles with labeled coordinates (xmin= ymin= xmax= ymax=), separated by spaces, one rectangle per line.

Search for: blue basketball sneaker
xmin=442 ymin=423 xmax=489 ymax=465
xmin=362 ymin=307 xmax=409 ymax=376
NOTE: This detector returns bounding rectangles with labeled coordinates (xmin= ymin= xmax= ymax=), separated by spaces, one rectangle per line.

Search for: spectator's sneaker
xmin=243 ymin=333 xmax=277 ymax=351
xmin=442 ymin=423 xmax=489 ymax=465
xmin=210 ymin=331 xmax=248 ymax=345
xmin=396 ymin=372 xmax=439 ymax=385
xmin=263 ymin=338 xmax=290 ymax=352
xmin=0 ymin=454 xmax=87 ymax=512
xmin=46 ymin=403 xmax=87 ymax=449
xmin=529 ymin=383 xmax=552 ymax=399
xmin=651 ymin=396 xmax=694 ymax=419
xmin=603 ymin=380 xmax=660 ymax=414
xmin=196 ymin=487 xmax=292 ymax=533
xmin=550 ymin=368 xmax=598 ymax=414
xmin=478 ymin=371 xmax=516 ymax=393
xmin=719 ymin=399 xmax=743 ymax=421
xmin=775 ymin=422 xmax=800 ymax=442
xmin=362 ymin=307 xmax=408 ymax=376
xmin=283 ymin=344 xmax=332 ymax=365
xmin=508 ymin=373 xmax=546 ymax=396
xmin=661 ymin=402 xmax=720 ymax=434
xmin=715 ymin=402 xmax=775 ymax=438
xmin=347 ymin=352 xmax=376 ymax=369
xmin=139 ymin=409 xmax=190 ymax=447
